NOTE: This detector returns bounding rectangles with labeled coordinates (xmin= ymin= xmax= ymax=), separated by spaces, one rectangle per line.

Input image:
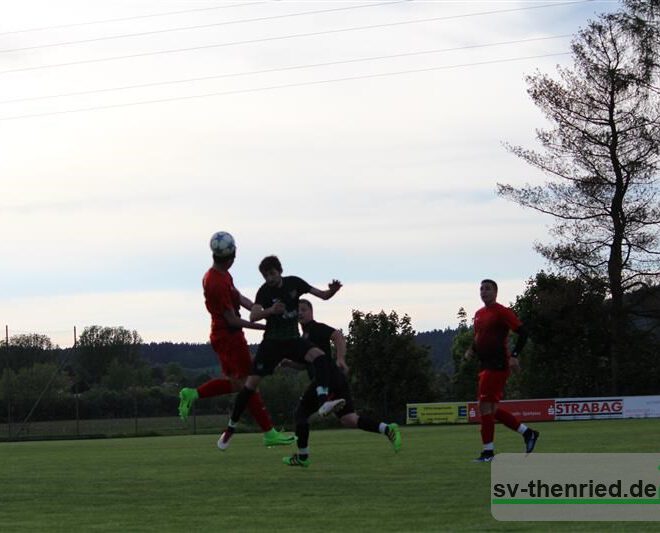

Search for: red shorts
xmin=210 ymin=331 xmax=252 ymax=380
xmin=478 ymin=369 xmax=510 ymax=403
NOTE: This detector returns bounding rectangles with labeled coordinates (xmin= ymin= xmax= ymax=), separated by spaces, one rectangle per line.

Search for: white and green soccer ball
xmin=209 ymin=231 xmax=236 ymax=258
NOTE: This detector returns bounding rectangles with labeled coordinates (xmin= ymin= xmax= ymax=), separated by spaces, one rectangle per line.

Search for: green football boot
xmin=263 ymin=428 xmax=297 ymax=447
xmin=386 ymin=423 xmax=402 ymax=453
xmin=178 ymin=387 xmax=198 ymax=421
xmin=282 ymin=454 xmax=311 ymax=468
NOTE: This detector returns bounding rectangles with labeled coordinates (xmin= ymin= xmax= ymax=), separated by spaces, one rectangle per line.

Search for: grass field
xmin=1 ymin=419 xmax=658 ymax=532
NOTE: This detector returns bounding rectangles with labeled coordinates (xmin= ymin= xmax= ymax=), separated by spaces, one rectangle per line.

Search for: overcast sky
xmin=0 ymin=0 xmax=617 ymax=347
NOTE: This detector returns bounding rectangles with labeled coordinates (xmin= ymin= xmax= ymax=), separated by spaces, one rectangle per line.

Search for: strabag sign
xmin=554 ymin=398 xmax=623 ymax=420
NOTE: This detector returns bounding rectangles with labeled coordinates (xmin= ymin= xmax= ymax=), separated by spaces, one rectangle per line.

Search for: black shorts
xmin=252 ymin=337 xmax=316 ymax=376
xmin=296 ymin=372 xmax=354 ymax=420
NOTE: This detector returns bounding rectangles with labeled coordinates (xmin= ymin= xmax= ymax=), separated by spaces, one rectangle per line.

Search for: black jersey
xmin=301 ymin=319 xmax=344 ymax=384
xmin=255 ymin=276 xmax=311 ymax=340
xmin=301 ymin=320 xmax=335 ymax=358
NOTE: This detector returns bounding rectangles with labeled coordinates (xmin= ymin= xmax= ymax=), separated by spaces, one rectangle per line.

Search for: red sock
xmin=480 ymin=413 xmax=495 ymax=445
xmin=197 ymin=378 xmax=234 ymax=399
xmin=495 ymin=408 xmax=521 ymax=431
xmin=247 ymin=392 xmax=273 ymax=432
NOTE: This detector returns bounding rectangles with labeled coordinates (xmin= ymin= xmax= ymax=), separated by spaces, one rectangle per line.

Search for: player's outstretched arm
xmin=309 ymin=279 xmax=342 ymax=300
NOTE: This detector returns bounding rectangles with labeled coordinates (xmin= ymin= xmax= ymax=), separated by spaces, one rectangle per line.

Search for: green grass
xmin=0 ymin=419 xmax=658 ymax=532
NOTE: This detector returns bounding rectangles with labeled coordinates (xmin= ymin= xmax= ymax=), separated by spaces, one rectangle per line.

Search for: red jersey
xmin=473 ymin=302 xmax=522 ymax=371
xmin=203 ymin=268 xmax=241 ymax=340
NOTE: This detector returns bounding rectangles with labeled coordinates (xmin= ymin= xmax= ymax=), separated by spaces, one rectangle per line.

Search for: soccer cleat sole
xmin=318 ymin=398 xmax=346 ymax=417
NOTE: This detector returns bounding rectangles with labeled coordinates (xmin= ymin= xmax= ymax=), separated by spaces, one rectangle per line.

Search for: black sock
xmin=312 ymin=354 xmax=332 ymax=392
xmin=230 ymin=386 xmax=255 ymax=423
xmin=357 ymin=416 xmax=381 ymax=434
xmin=296 ymin=422 xmax=310 ymax=449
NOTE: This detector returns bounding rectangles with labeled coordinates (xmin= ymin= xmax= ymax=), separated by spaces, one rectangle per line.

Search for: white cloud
xmin=0 ymin=0 xmax=613 ymax=344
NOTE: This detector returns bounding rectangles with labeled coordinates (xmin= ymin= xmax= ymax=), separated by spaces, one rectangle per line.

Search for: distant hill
xmin=414 ymin=328 xmax=457 ymax=372
xmin=140 ymin=328 xmax=459 ymax=374
xmin=139 ymin=342 xmax=218 ymax=371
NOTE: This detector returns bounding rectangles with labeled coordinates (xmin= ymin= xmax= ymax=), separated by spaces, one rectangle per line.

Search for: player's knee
xmin=479 ymin=401 xmax=496 ymax=415
xmin=340 ymin=414 xmax=358 ymax=428
xmin=304 ymin=347 xmax=324 ymax=362
xmin=244 ymin=375 xmax=260 ymax=390
xmin=230 ymin=376 xmax=245 ymax=391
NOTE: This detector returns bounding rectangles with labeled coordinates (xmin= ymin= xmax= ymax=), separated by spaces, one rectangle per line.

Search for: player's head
xmin=298 ymin=299 xmax=314 ymax=325
xmin=259 ymin=255 xmax=283 ymax=287
xmin=480 ymin=279 xmax=498 ymax=305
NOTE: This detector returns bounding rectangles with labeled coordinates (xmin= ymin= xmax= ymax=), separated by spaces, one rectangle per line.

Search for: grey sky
xmin=0 ymin=0 xmax=616 ymax=346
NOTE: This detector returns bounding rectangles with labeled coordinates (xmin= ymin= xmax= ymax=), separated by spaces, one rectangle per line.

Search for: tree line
xmin=1 ymin=270 xmax=658 ymax=430
xmin=1 ymin=1 xmax=658 ymax=431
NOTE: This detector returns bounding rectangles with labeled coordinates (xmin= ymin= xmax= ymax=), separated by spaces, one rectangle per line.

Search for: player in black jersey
xmin=281 ymin=299 xmax=402 ymax=467
xmin=219 ymin=256 xmax=345 ymax=450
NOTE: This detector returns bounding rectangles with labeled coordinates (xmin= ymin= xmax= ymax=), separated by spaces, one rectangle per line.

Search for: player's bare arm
xmin=309 ymin=279 xmax=342 ymax=300
xmin=331 ymin=329 xmax=349 ymax=373
xmin=250 ymin=302 xmax=286 ymax=321
xmin=222 ymin=308 xmax=265 ymax=330
xmin=238 ymin=291 xmax=254 ymax=311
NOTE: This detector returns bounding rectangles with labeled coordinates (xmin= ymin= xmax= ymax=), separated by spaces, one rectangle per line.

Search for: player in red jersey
xmin=465 ymin=279 xmax=538 ymax=462
xmin=177 ymin=231 xmax=296 ymax=449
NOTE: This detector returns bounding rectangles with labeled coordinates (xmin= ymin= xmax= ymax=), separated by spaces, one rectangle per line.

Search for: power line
xmin=0 ymin=34 xmax=571 ymax=105
xmin=0 ymin=2 xmax=267 ymax=36
xmin=0 ymin=0 xmax=588 ymax=76
xmin=0 ymin=51 xmax=570 ymax=122
xmin=0 ymin=1 xmax=407 ymax=54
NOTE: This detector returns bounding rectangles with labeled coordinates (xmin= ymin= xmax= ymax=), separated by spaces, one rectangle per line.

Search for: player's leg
xmin=493 ymin=368 xmax=540 ymax=452
xmin=301 ymin=345 xmax=345 ymax=416
xmin=283 ymin=386 xmax=317 ymax=468
xmin=178 ymin=337 xmax=239 ymax=421
xmin=339 ymin=411 xmax=402 ymax=453
xmin=474 ymin=369 xmax=501 ymax=462
xmin=220 ymin=339 xmax=286 ymax=450
xmin=333 ymin=375 xmax=402 ymax=452
xmin=228 ymin=336 xmax=295 ymax=447
xmin=494 ymin=407 xmax=539 ymax=452
xmin=218 ymin=374 xmax=262 ymax=450
xmin=477 ymin=400 xmax=496 ymax=462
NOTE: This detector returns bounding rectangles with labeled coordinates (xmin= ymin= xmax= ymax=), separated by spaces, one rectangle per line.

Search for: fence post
xmin=74 ymin=326 xmax=80 ymax=437
xmin=134 ymin=393 xmax=138 ymax=436
xmin=5 ymin=325 xmax=10 ymax=440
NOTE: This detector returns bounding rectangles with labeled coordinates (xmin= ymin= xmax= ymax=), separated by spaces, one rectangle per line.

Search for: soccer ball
xmin=209 ymin=231 xmax=236 ymax=258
